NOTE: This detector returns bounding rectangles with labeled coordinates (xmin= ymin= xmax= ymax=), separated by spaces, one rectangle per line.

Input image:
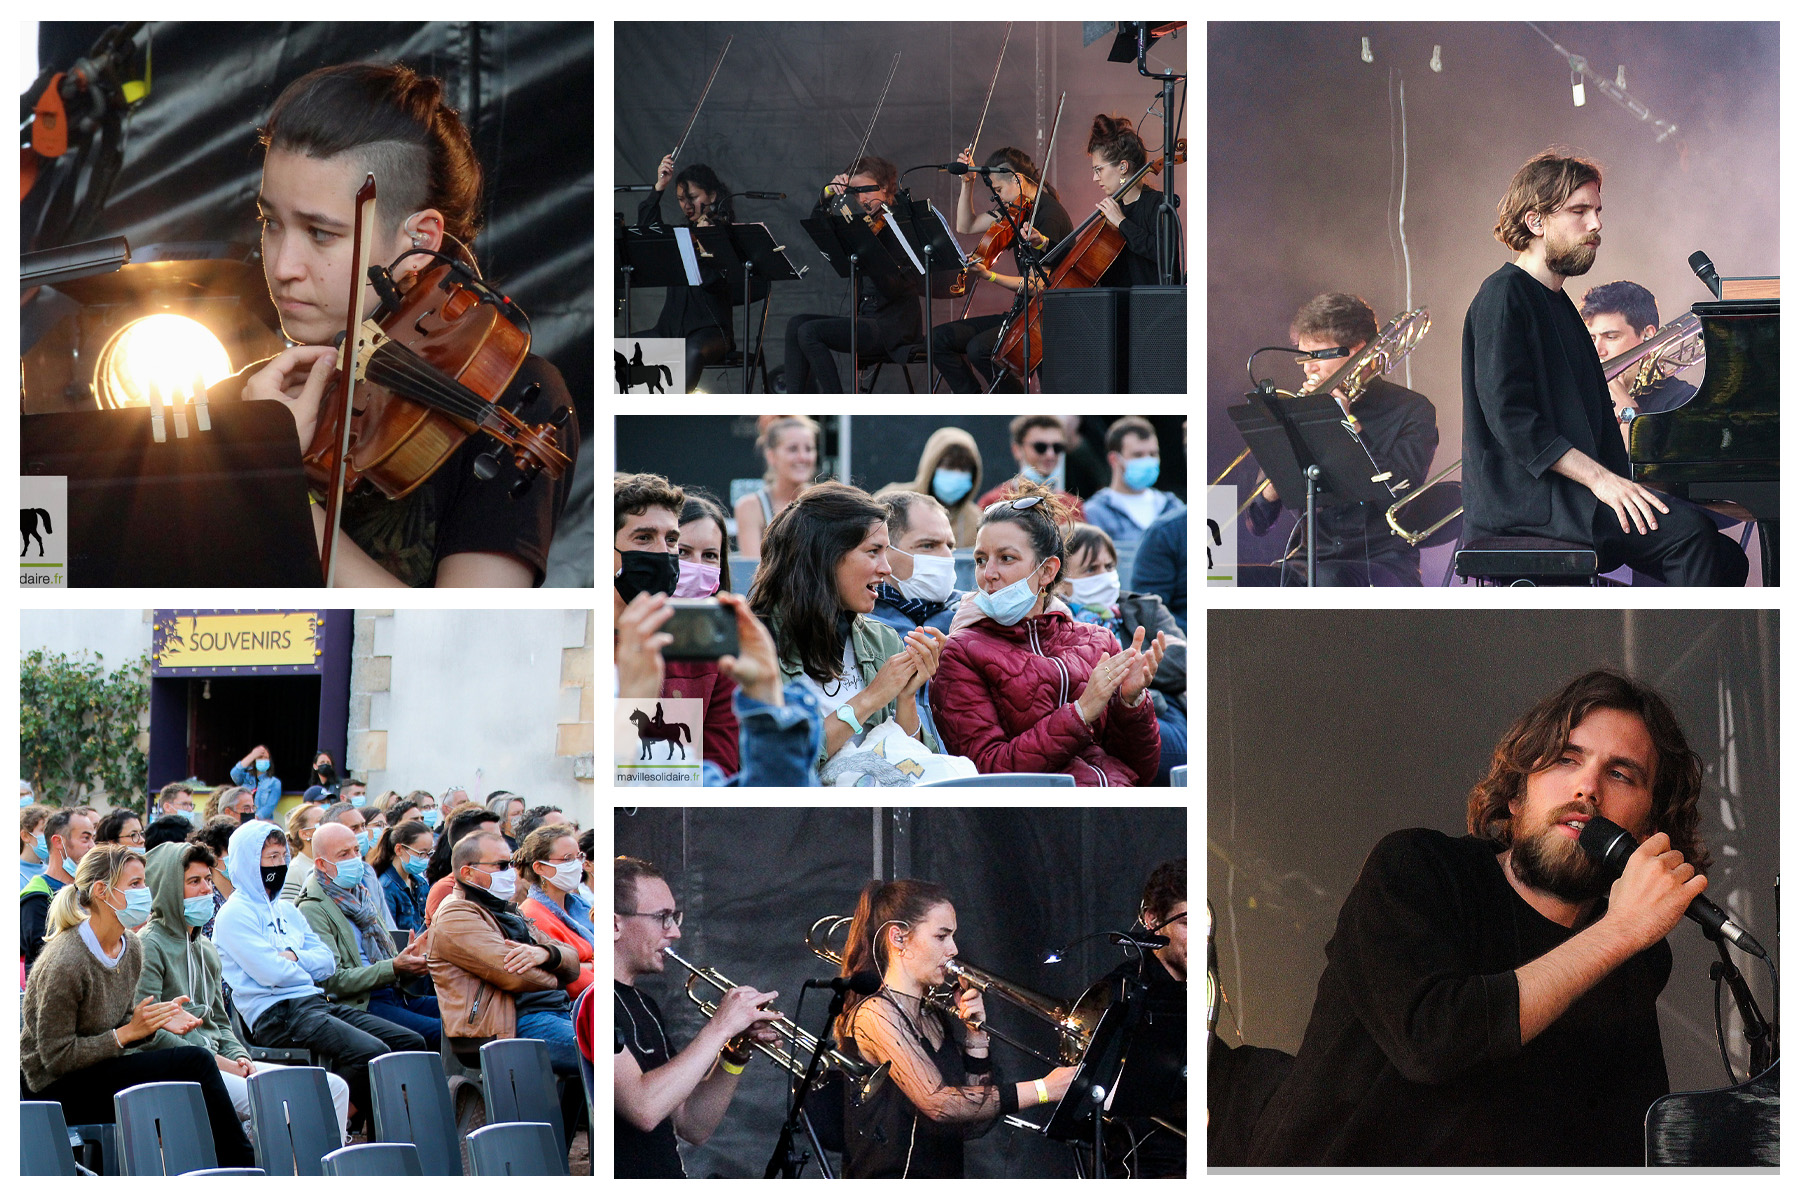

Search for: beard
xmin=1509 ymin=819 xmax=1612 ymax=902
xmin=1545 ymin=232 xmax=1600 ymax=277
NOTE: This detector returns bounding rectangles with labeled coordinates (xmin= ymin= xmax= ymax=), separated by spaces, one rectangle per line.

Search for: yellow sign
xmin=153 ymin=611 xmax=322 ymax=669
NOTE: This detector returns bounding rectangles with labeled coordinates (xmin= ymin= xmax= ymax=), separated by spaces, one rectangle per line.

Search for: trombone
xmin=660 ymin=946 xmax=889 ymax=1102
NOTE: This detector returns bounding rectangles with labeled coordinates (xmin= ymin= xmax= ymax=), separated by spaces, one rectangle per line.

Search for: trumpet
xmin=660 ymin=946 xmax=888 ymax=1101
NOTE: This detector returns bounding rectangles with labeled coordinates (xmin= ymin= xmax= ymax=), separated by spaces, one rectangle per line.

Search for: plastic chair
xmin=228 ymin=999 xmax=313 ymax=1065
xmin=21 ymin=1100 xmax=79 ymax=1175
xmin=114 ymin=1081 xmax=217 ymax=1175
xmin=322 ymin=1142 xmax=424 ymax=1175
xmin=919 ymin=773 xmax=1077 ymax=787
xmin=181 ymin=1168 xmax=266 ymax=1175
xmin=465 ymin=1122 xmax=564 ymax=1176
xmin=370 ymin=1051 xmax=464 ymax=1175
xmin=440 ymin=1036 xmax=489 ymax=1172
xmin=479 ymin=1039 xmax=565 ymax=1151
xmin=1170 ymin=765 xmax=1187 ymax=788
xmin=247 ymin=1065 xmax=341 ymax=1175
xmin=68 ymin=1123 xmax=118 ymax=1175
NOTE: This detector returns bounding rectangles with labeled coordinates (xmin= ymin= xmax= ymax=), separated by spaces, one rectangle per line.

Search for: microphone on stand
xmin=1688 ymin=250 xmax=1723 ymax=299
xmin=804 ymin=970 xmax=882 ymax=994
xmin=730 ymin=190 xmax=788 ymax=200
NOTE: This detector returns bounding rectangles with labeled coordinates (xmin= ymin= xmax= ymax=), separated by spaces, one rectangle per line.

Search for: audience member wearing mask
xmin=137 ymin=840 xmax=352 ymax=1140
xmin=975 ymin=414 xmax=1086 ymax=520
xmin=662 ymin=488 xmax=743 ymax=777
xmin=933 ymin=485 xmax=1166 ymax=786
xmin=515 ymin=824 xmax=594 ymax=999
xmin=278 ymin=802 xmax=324 ymax=903
xmin=21 ymin=844 xmax=257 ymax=1166
xmin=373 ymin=820 xmax=434 ymax=938
xmin=302 ymin=751 xmax=340 ymax=806
xmin=748 ymin=482 xmax=946 ymax=775
xmin=404 ymin=790 xmax=441 ymax=835
xmin=191 ymin=816 xmax=239 ymax=940
xmin=429 ymin=832 xmax=582 ymax=1073
xmin=297 ymin=823 xmax=442 ymax=1051
xmin=734 ymin=415 xmax=821 ymax=560
xmin=573 ymin=827 xmax=596 ymax=927
xmin=424 ymin=807 xmax=504 ymax=925
xmin=202 ymin=785 xmax=249 ymax=827
xmin=1080 ymin=417 xmax=1185 ymax=554
xmin=871 ymin=491 xmax=965 ymax=638
xmin=1057 ymin=523 xmax=1188 ymax=785
xmin=213 ymin=820 xmax=424 ymax=1126
xmin=229 ymin=745 xmax=283 ymax=821
xmin=22 ymin=807 xmax=96 ymax=971
xmin=20 ymin=803 xmax=51 ymax=888
xmin=320 ymin=800 xmax=371 ymax=861
xmin=875 ymin=425 xmax=985 ymax=547
xmin=153 ymin=782 xmax=201 ymax=825
xmin=484 ymin=790 xmax=527 ymax=852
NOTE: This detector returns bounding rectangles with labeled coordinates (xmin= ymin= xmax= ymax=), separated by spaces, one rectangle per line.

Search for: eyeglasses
xmin=1026 ymin=441 xmax=1065 ymax=455
xmin=620 ymin=909 xmax=685 ymax=930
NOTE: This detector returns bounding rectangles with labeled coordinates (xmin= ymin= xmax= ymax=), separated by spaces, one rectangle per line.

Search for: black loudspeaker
xmin=1127 ymin=286 xmax=1187 ymax=393
xmin=1040 ymin=288 xmax=1127 ymax=392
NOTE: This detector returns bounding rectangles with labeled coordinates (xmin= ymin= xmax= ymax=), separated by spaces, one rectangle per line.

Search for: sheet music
xmin=673 ymin=228 xmax=702 ymax=287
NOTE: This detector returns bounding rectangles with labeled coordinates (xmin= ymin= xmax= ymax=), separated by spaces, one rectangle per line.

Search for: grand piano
xmin=1628 ymin=292 xmax=1779 ymax=585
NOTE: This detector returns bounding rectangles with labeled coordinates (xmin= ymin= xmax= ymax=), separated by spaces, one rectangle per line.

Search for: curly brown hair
xmin=1466 ymin=668 xmax=1709 ymax=873
xmin=1291 ymin=292 xmax=1379 ymax=351
xmin=1493 ymin=149 xmax=1603 ymax=252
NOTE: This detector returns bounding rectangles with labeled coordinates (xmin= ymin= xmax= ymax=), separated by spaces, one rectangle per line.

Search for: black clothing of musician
xmin=1462 ymin=263 xmax=1747 ymax=585
xmin=1245 ymin=376 xmax=1439 ymax=586
xmin=1099 ymin=947 xmax=1187 ymax=1176
xmin=1630 ymin=374 xmax=1698 ymax=419
xmin=1245 ymin=828 xmax=1672 ymax=1166
xmin=629 ymin=189 xmax=735 ymax=393
xmin=783 ymin=188 xmax=926 ymax=392
xmin=615 ymin=981 xmax=687 ymax=1178
xmin=843 ymin=989 xmax=1006 ymax=1177
xmin=932 ymin=190 xmax=1076 ymax=394
xmin=1095 ymin=188 xmax=1176 ymax=288
xmin=220 ymin=353 xmax=577 ymax=587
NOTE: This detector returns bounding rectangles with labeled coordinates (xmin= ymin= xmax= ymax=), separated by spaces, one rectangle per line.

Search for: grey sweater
xmin=21 ymin=923 xmax=184 ymax=1093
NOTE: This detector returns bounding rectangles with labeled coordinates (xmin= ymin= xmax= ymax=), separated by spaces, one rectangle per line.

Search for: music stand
xmin=890 ymin=189 xmax=967 ymax=392
xmin=801 ymin=212 xmax=924 ymax=393
xmin=1042 ymin=975 xmax=1143 ymax=1178
xmin=720 ymin=221 xmax=804 ymax=394
xmin=618 ymin=225 xmax=710 ymax=341
xmin=1227 ymin=389 xmax=1396 ymax=587
xmin=20 ymin=400 xmax=321 ymax=587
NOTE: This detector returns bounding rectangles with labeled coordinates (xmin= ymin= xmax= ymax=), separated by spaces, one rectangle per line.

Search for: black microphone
xmin=806 ymin=970 xmax=883 ymax=995
xmin=1576 ymin=815 xmax=1766 ymax=956
xmin=1688 ymin=250 xmax=1723 ymax=299
xmin=734 ymin=190 xmax=787 ymax=200
xmin=1110 ymin=931 xmax=1169 ymax=950
xmin=940 ymin=163 xmax=1005 ymax=176
xmin=1302 ymin=346 xmax=1351 ymax=360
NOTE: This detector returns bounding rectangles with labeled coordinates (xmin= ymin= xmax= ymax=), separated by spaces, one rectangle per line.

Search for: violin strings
xmin=364 ymin=342 xmax=499 ymax=425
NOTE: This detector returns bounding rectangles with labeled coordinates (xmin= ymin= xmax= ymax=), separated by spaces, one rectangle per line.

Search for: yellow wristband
xmin=1035 ymin=1078 xmax=1049 ymax=1105
xmin=720 ymin=1056 xmax=746 ymax=1075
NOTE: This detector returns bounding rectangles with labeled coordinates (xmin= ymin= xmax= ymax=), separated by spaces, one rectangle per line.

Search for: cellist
xmin=1086 ymin=115 xmax=1175 ymax=287
xmin=932 ymin=146 xmax=1074 ymax=394
xmin=229 ymin=62 xmax=578 ymax=587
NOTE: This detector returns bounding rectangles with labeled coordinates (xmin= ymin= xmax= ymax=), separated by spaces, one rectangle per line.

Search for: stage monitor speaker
xmin=1128 ymin=286 xmax=1187 ymax=393
xmin=1040 ymin=288 xmax=1126 ymax=393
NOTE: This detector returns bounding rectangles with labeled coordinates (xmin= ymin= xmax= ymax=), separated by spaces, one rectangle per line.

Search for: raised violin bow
xmin=672 ymin=35 xmax=733 ymax=165
xmin=320 ymin=172 xmax=380 ymax=587
xmin=841 ymin=51 xmax=902 ymax=189
xmin=1019 ymin=91 xmax=1066 ymax=288
xmin=966 ymin=22 xmax=1012 ymax=164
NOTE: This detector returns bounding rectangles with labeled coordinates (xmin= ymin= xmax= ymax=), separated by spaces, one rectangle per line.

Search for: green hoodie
xmin=135 ymin=841 xmax=247 ymax=1062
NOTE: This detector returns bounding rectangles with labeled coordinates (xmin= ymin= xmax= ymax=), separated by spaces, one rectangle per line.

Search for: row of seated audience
xmin=615 ymin=415 xmax=1187 ymax=787
xmin=19 ymin=783 xmax=593 ymax=1165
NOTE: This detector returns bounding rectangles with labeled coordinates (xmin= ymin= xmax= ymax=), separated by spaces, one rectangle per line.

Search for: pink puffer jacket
xmin=931 ymin=609 xmax=1160 ymax=786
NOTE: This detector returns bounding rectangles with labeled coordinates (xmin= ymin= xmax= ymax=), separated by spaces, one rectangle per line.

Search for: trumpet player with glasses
xmin=614 ymin=855 xmax=784 ymax=1178
xmin=1245 ymin=292 xmax=1439 ymax=586
xmin=837 ymin=878 xmax=1077 ymax=1177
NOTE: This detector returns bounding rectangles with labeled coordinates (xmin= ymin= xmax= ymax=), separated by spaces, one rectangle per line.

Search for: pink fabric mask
xmin=674 ymin=559 xmax=721 ymax=598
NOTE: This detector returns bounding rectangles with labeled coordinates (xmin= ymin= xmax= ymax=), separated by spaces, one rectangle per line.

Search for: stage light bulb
xmin=94 ymin=313 xmax=233 ymax=409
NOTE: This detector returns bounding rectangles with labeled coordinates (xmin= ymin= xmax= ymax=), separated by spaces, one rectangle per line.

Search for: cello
xmin=991 ymin=137 xmax=1187 ymax=386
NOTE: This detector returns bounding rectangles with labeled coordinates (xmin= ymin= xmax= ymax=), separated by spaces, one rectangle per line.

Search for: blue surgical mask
xmin=421 ymin=808 xmax=442 ymax=830
xmin=328 ymin=856 xmax=367 ymax=890
xmin=255 ymin=759 xmax=271 ymax=773
xmin=355 ymin=831 xmax=371 ymax=856
xmin=183 ymin=893 xmax=216 ymax=927
xmin=33 ymin=833 xmax=48 ymax=862
xmin=1019 ymin=463 xmax=1053 ymax=486
xmin=112 ymin=885 xmax=153 ymax=928
xmin=19 ymin=789 xmax=32 ymax=808
xmin=974 ymin=571 xmax=1044 ymax=627
xmin=62 ymin=856 xmax=79 ymax=876
xmin=1122 ymin=456 xmax=1161 ymax=491
xmin=932 ymin=467 xmax=974 ymax=505
xmin=183 ymin=809 xmax=204 ymax=828
xmin=403 ymin=854 xmax=428 ymax=880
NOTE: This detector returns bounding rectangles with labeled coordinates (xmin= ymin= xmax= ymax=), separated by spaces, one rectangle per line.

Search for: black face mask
xmin=261 ymin=866 xmax=286 ymax=900
xmin=616 ymin=550 xmax=680 ymax=603
xmin=314 ymin=761 xmax=338 ymax=786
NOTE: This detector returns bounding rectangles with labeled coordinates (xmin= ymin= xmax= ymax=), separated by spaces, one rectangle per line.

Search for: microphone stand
xmin=765 ymin=982 xmax=847 ymax=1178
xmin=1133 ymin=25 xmax=1184 ymax=286
xmin=1709 ymin=937 xmax=1776 ymax=1080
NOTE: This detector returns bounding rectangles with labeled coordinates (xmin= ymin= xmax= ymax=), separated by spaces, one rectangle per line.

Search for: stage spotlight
xmin=93 ymin=313 xmax=233 ymax=409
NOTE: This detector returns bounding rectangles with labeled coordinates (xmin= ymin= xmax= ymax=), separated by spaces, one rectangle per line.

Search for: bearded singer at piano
xmin=1460 ymin=150 xmax=1747 ymax=586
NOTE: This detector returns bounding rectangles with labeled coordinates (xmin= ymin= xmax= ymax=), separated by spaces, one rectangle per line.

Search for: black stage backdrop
xmin=615 ymin=805 xmax=1188 ymax=1178
xmin=1207 ymin=22 xmax=1778 ymax=576
xmin=614 ymin=22 xmax=1188 ymax=376
xmin=30 ymin=22 xmax=595 ymax=439
xmin=1207 ymin=610 xmax=1779 ymax=1097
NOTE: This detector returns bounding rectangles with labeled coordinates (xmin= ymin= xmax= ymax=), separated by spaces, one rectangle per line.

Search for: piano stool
xmin=1453 ymin=536 xmax=1607 ymax=586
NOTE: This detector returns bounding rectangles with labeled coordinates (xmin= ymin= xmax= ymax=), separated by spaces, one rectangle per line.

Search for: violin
xmin=951 ymin=197 xmax=1029 ymax=297
xmin=307 ymin=175 xmax=571 ymax=583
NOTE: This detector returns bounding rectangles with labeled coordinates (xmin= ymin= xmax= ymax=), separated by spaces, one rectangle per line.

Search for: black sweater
xmin=1246 ymin=829 xmax=1671 ymax=1166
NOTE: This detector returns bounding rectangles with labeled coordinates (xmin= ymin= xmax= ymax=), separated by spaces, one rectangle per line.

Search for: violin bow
xmin=842 ymin=51 xmax=902 ymax=188
xmin=319 ymin=173 xmax=380 ymax=587
xmin=671 ymin=35 xmax=733 ymax=165
xmin=966 ymin=22 xmax=1013 ymax=164
xmin=1019 ymin=91 xmax=1066 ymax=288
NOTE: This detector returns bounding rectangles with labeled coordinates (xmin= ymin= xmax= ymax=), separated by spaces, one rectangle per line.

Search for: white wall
xmin=20 ymin=609 xmax=152 ymax=667
xmin=363 ymin=610 xmax=592 ymax=827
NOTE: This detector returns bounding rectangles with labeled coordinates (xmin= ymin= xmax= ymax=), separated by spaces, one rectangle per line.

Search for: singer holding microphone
xmin=1247 ymin=669 xmax=1715 ymax=1166
xmin=837 ymin=878 xmax=1078 ymax=1177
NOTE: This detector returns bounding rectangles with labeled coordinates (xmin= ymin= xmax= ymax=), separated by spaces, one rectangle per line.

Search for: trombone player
xmin=1579 ymin=281 xmax=1697 ymax=434
xmin=1245 ymin=292 xmax=1439 ymax=586
xmin=614 ymin=856 xmax=783 ymax=1178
